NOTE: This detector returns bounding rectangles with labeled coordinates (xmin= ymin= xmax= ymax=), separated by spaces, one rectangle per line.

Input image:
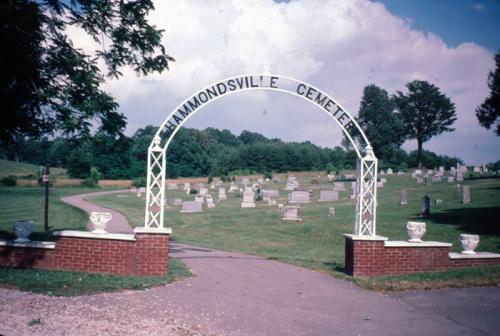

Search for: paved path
xmin=165 ymin=242 xmax=500 ymax=336
xmin=31 ymin=190 xmax=497 ymax=335
xmin=61 ymin=189 xmax=134 ymax=233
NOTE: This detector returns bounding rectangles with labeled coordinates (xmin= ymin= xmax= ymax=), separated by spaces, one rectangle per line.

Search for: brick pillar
xmin=344 ymin=234 xmax=388 ymax=277
xmin=133 ymin=227 xmax=172 ymax=276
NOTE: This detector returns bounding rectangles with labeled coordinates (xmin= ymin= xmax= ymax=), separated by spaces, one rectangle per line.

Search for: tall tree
xmin=356 ymin=84 xmax=405 ymax=163
xmin=394 ymin=80 xmax=456 ymax=168
xmin=0 ymin=0 xmax=174 ymax=144
xmin=476 ymin=50 xmax=500 ymax=136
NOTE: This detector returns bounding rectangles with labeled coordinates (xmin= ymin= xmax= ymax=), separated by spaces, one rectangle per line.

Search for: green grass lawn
xmin=0 ymin=257 xmax=191 ymax=296
xmin=0 ymin=186 xmax=94 ymax=240
xmin=89 ymin=173 xmax=500 ymax=290
xmin=0 ymin=159 xmax=67 ymax=178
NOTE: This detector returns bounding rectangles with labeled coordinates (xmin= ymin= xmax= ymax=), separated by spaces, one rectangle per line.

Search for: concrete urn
xmin=406 ymin=221 xmax=426 ymax=243
xmin=459 ymin=234 xmax=480 ymax=255
xmin=90 ymin=212 xmax=112 ymax=234
xmin=14 ymin=220 xmax=33 ymax=243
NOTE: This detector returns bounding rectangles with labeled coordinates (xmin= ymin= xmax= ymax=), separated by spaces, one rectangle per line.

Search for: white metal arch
xmin=145 ymin=74 xmax=378 ymax=236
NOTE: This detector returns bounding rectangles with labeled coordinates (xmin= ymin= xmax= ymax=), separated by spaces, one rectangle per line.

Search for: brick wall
xmin=0 ymin=230 xmax=170 ymax=276
xmin=345 ymin=235 xmax=500 ymax=277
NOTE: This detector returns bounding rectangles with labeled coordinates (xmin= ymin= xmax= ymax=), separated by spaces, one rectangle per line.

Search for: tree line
xmin=0 ymin=126 xmax=463 ymax=180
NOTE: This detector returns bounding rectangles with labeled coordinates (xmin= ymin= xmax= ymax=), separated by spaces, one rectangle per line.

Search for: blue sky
xmin=379 ymin=0 xmax=500 ymax=52
xmin=72 ymin=0 xmax=500 ymax=165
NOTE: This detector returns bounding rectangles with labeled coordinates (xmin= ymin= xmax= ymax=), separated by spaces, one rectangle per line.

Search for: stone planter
xmin=13 ymin=220 xmax=34 ymax=243
xmin=406 ymin=221 xmax=426 ymax=243
xmin=459 ymin=234 xmax=479 ymax=255
xmin=90 ymin=212 xmax=112 ymax=234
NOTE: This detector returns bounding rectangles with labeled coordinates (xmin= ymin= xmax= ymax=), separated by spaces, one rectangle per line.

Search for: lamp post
xmin=42 ymin=165 xmax=50 ymax=232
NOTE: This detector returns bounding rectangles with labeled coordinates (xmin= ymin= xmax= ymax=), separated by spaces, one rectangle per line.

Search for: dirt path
xmin=61 ymin=189 xmax=134 ymax=233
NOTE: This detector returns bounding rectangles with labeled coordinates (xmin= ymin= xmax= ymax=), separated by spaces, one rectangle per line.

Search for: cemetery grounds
xmin=89 ymin=172 xmax=500 ymax=291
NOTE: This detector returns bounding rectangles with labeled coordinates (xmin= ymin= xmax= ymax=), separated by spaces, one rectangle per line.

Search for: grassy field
xmin=0 ymin=187 xmax=95 ymax=240
xmin=89 ymin=173 xmax=500 ymax=289
xmin=0 ymin=159 xmax=67 ymax=178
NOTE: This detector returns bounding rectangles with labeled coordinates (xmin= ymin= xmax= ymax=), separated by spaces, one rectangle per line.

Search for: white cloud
xmin=473 ymin=2 xmax=486 ymax=11
xmin=71 ymin=0 xmax=498 ymax=165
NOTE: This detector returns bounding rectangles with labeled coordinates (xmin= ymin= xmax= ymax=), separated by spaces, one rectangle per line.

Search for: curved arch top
xmin=152 ymin=74 xmax=372 ymax=159
xmin=145 ymin=74 xmax=378 ymax=237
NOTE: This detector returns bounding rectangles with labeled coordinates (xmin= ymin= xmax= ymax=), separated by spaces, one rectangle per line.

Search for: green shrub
xmin=81 ymin=167 xmax=100 ymax=188
xmin=189 ymin=189 xmax=197 ymax=195
xmin=132 ymin=177 xmax=146 ymax=188
xmin=208 ymin=175 xmax=213 ymax=183
xmin=0 ymin=176 xmax=17 ymax=186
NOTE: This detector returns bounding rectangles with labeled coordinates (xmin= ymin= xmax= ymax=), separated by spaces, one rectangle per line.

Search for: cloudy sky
xmin=86 ymin=0 xmax=500 ymax=165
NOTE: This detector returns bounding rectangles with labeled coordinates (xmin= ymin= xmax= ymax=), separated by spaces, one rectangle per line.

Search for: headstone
xmin=242 ymin=177 xmax=250 ymax=184
xmin=262 ymin=189 xmax=279 ymax=201
xmin=180 ymin=201 xmax=203 ymax=213
xmin=397 ymin=171 xmax=404 ymax=176
xmin=415 ymin=169 xmax=422 ymax=175
xmin=400 ymin=190 xmax=407 ymax=205
xmin=218 ymin=188 xmax=226 ymax=201
xmin=344 ymin=173 xmax=355 ymax=179
xmin=380 ymin=177 xmax=387 ymax=184
xmin=439 ymin=166 xmax=445 ymax=173
xmin=387 ymin=168 xmax=393 ymax=175
xmin=284 ymin=180 xmax=299 ymax=191
xmin=460 ymin=165 xmax=468 ymax=173
xmin=377 ymin=181 xmax=384 ymax=188
xmin=432 ymin=175 xmax=442 ymax=182
xmin=416 ymin=177 xmax=424 ymax=184
xmin=272 ymin=176 xmax=281 ymax=183
xmin=328 ymin=207 xmax=335 ymax=218
xmin=435 ymin=199 xmax=443 ymax=205
xmin=167 ymin=183 xmax=178 ymax=190
xmin=456 ymin=172 xmax=464 ymax=182
xmin=183 ymin=182 xmax=191 ymax=191
xmin=195 ymin=195 xmax=204 ymax=203
xmin=333 ymin=182 xmax=345 ymax=190
xmin=206 ymin=195 xmax=215 ymax=208
xmin=241 ymin=190 xmax=256 ymax=208
xmin=319 ymin=190 xmax=339 ymax=201
xmin=288 ymin=191 xmax=310 ymax=204
xmin=199 ymin=188 xmax=209 ymax=196
xmin=447 ymin=176 xmax=454 ymax=182
xmin=209 ymin=182 xmax=215 ymax=189
xmin=215 ymin=180 xmax=224 ymax=187
xmin=420 ymin=195 xmax=430 ymax=217
xmin=229 ymin=183 xmax=239 ymax=192
xmin=173 ymin=198 xmax=183 ymax=206
xmin=282 ymin=205 xmax=302 ymax=221
xmin=327 ymin=173 xmax=335 ymax=181
xmin=463 ymin=185 xmax=471 ymax=204
xmin=473 ymin=166 xmax=481 ymax=173
xmin=450 ymin=167 xmax=456 ymax=175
